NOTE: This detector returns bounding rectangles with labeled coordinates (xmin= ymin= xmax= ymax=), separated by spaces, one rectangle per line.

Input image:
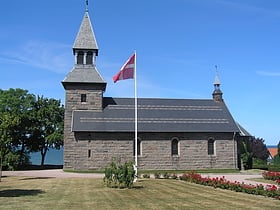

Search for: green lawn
xmin=0 ymin=176 xmax=279 ymax=210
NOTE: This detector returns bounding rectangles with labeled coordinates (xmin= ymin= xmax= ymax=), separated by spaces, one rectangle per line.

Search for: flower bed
xmin=179 ymin=171 xmax=280 ymax=200
xmin=262 ymin=171 xmax=280 ymax=181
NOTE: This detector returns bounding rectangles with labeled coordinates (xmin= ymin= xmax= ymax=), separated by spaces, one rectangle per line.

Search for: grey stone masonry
xmin=63 ymin=81 xmax=105 ymax=110
xmin=63 ymin=83 xmax=104 ymax=169
xmin=64 ymin=132 xmax=238 ymax=170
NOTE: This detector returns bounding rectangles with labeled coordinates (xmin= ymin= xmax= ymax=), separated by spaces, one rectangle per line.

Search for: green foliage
xmin=154 ymin=172 xmax=161 ymax=179
xmin=30 ymin=96 xmax=64 ymax=165
xmin=240 ymin=137 xmax=270 ymax=170
xmin=240 ymin=140 xmax=253 ymax=170
xmin=142 ymin=174 xmax=150 ymax=178
xmin=252 ymin=158 xmax=268 ymax=170
xmin=2 ymin=152 xmax=20 ymax=170
xmin=268 ymin=164 xmax=280 ymax=172
xmin=170 ymin=173 xmax=178 ymax=179
xmin=273 ymin=155 xmax=280 ymax=165
xmin=0 ymin=88 xmax=64 ymax=169
xmin=0 ymin=112 xmax=21 ymax=180
xmin=278 ymin=140 xmax=280 ymax=155
xmin=273 ymin=140 xmax=280 ymax=165
xmin=0 ymin=88 xmax=35 ymax=166
xmin=104 ymin=158 xmax=135 ymax=188
xmin=153 ymin=172 xmax=178 ymax=179
xmin=262 ymin=171 xmax=280 ymax=181
xmin=251 ymin=137 xmax=269 ymax=161
xmin=180 ymin=171 xmax=280 ymax=200
xmin=163 ymin=172 xmax=170 ymax=179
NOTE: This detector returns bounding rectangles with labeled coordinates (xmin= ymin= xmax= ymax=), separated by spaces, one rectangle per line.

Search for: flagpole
xmin=134 ymin=50 xmax=138 ymax=182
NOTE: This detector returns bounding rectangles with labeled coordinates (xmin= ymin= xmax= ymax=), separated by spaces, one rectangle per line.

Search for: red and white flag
xmin=113 ymin=53 xmax=135 ymax=83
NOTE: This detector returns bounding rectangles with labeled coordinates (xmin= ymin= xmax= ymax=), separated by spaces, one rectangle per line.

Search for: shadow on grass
xmin=105 ymin=185 xmax=144 ymax=190
xmin=132 ymin=185 xmax=144 ymax=189
xmin=20 ymin=177 xmax=55 ymax=181
xmin=0 ymin=189 xmax=45 ymax=197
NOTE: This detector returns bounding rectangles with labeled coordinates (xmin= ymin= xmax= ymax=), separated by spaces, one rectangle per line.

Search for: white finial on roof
xmin=214 ymin=65 xmax=221 ymax=85
xmin=86 ymin=0 xmax=89 ymax=12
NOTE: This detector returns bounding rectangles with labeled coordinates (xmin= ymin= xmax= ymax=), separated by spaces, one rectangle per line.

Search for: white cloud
xmin=256 ymin=71 xmax=280 ymax=77
xmin=0 ymin=40 xmax=73 ymax=74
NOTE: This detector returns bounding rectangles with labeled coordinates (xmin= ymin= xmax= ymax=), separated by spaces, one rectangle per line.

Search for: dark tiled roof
xmin=235 ymin=122 xmax=251 ymax=136
xmin=72 ymin=97 xmax=240 ymax=133
xmin=62 ymin=65 xmax=106 ymax=85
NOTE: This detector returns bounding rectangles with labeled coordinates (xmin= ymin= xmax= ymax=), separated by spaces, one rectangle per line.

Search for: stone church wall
xmin=63 ymin=132 xmax=238 ymax=170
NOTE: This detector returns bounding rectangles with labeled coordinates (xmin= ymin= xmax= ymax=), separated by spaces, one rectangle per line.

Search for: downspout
xmin=233 ymin=132 xmax=236 ymax=169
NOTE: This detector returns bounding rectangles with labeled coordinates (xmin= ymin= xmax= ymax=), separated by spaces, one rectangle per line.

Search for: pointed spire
xmin=212 ymin=65 xmax=223 ymax=102
xmin=73 ymin=6 xmax=98 ymax=54
xmin=62 ymin=1 xmax=106 ymax=89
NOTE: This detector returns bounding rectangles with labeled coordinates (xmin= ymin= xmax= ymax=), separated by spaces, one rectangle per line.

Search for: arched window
xmin=77 ymin=51 xmax=84 ymax=64
xmin=86 ymin=51 xmax=93 ymax=64
xmin=171 ymin=138 xmax=179 ymax=156
xmin=208 ymin=138 xmax=215 ymax=155
xmin=133 ymin=138 xmax=141 ymax=156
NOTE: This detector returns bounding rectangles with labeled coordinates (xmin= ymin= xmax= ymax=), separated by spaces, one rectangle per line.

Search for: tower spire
xmin=212 ymin=65 xmax=223 ymax=102
xmin=73 ymin=2 xmax=99 ymax=57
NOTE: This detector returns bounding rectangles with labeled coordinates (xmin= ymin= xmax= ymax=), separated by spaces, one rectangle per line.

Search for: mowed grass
xmin=0 ymin=176 xmax=279 ymax=210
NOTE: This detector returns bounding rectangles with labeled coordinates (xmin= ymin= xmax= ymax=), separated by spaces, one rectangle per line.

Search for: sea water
xmin=30 ymin=148 xmax=63 ymax=165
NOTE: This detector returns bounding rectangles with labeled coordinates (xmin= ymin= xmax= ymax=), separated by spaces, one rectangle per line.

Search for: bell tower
xmin=212 ymin=66 xmax=223 ymax=102
xmin=62 ymin=3 xmax=106 ymax=112
xmin=61 ymin=2 xmax=106 ymax=169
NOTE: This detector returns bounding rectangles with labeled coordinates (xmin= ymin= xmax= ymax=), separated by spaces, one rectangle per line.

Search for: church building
xmin=62 ymin=6 xmax=249 ymax=170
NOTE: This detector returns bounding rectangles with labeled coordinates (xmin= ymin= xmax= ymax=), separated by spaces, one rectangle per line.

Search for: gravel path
xmin=2 ymin=169 xmax=270 ymax=186
xmin=2 ymin=169 xmax=104 ymax=179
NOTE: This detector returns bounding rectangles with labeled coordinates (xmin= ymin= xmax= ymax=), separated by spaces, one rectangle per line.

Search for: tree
xmin=251 ymin=137 xmax=270 ymax=161
xmin=104 ymin=158 xmax=135 ymax=188
xmin=0 ymin=88 xmax=36 ymax=166
xmin=240 ymin=138 xmax=253 ymax=170
xmin=239 ymin=137 xmax=269 ymax=170
xmin=0 ymin=89 xmax=64 ymax=168
xmin=30 ymin=96 xmax=64 ymax=166
xmin=0 ymin=113 xmax=20 ymax=181
xmin=273 ymin=141 xmax=280 ymax=165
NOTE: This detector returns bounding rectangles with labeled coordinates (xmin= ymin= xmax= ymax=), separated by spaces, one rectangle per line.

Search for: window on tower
xmin=81 ymin=94 xmax=87 ymax=103
xmin=77 ymin=51 xmax=84 ymax=64
xmin=86 ymin=51 xmax=93 ymax=64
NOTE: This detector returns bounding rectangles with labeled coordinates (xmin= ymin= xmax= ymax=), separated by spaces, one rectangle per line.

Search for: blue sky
xmin=0 ymin=0 xmax=279 ymax=145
